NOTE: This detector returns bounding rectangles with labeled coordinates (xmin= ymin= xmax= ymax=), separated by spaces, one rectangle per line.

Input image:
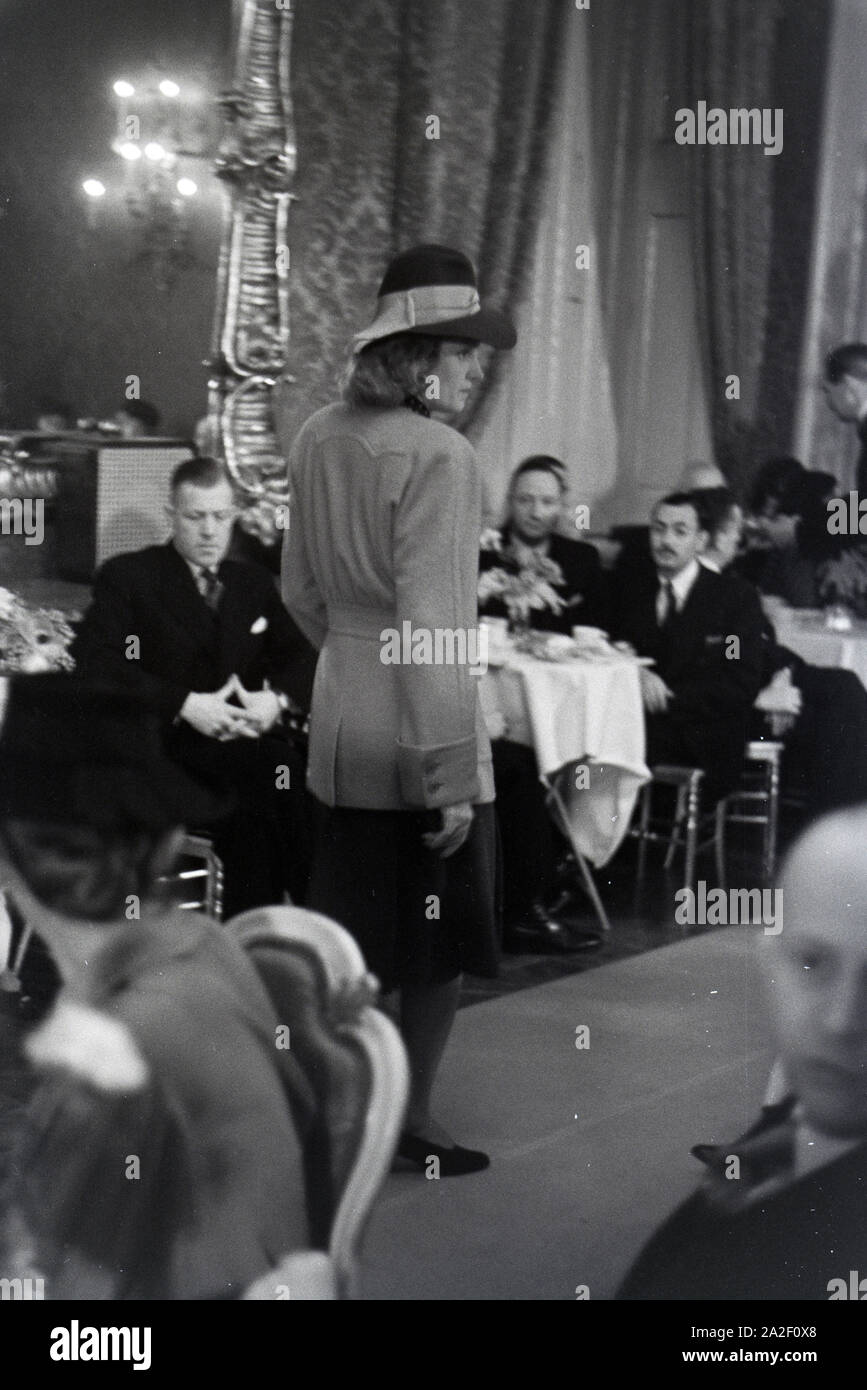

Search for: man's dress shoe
xmin=503 ymin=903 xmax=602 ymax=954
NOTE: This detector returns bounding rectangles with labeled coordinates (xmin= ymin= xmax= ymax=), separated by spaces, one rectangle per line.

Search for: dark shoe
xmin=553 ymin=851 xmax=580 ymax=889
xmin=546 ymin=886 xmax=588 ymax=919
xmin=504 ymin=903 xmax=602 ymax=954
xmin=396 ymin=1132 xmax=490 ymax=1176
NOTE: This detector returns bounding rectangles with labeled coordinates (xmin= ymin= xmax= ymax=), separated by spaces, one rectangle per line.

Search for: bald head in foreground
xmin=618 ymin=806 xmax=867 ymax=1300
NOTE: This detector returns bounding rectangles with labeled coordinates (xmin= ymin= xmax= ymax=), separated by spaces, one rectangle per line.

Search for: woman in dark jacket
xmin=281 ymin=245 xmax=515 ymax=1175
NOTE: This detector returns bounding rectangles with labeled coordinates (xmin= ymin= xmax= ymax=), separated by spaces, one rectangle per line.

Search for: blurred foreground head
xmin=0 ymin=674 xmax=222 ymax=919
xmin=764 ymin=805 xmax=867 ymax=1138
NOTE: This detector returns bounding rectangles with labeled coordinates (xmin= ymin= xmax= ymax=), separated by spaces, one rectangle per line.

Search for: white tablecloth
xmin=480 ymin=652 xmax=649 ymax=867
xmin=772 ymin=609 xmax=867 ymax=690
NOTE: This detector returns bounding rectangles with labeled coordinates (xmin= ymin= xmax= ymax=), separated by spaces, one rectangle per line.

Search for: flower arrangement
xmin=0 ymin=588 xmax=78 ymax=674
xmin=237 ymin=497 xmax=287 ymax=549
xmin=817 ymin=549 xmax=867 ymax=619
xmin=477 ymin=528 xmax=566 ymax=627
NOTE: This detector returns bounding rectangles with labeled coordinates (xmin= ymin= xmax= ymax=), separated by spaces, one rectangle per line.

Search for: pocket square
xmin=250 ymin=616 xmax=268 ymax=634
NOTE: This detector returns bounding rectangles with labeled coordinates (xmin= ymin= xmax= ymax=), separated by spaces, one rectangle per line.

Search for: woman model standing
xmin=281 ymin=244 xmax=515 ymax=1175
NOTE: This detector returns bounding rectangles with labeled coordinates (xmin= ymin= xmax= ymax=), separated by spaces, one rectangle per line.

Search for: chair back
xmin=157 ymin=833 xmax=224 ymax=919
xmin=229 ymin=906 xmax=409 ymax=1299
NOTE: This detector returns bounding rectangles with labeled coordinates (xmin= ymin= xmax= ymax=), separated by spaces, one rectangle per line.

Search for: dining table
xmin=478 ymin=630 xmax=650 ymax=931
xmin=769 ymin=605 xmax=867 ymax=690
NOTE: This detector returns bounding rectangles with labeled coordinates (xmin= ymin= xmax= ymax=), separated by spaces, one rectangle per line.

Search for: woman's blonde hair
xmin=342 ymin=333 xmax=444 ymax=409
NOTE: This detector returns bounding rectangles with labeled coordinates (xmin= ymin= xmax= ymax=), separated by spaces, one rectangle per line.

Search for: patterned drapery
xmin=684 ymin=0 xmax=830 ymax=499
xmin=686 ymin=0 xmax=783 ymax=497
xmin=274 ymin=0 xmax=566 ymax=451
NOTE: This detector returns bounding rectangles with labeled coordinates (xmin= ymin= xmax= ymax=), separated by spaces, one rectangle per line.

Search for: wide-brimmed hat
xmin=0 ymin=673 xmax=227 ymax=832
xmin=352 ymin=244 xmax=517 ymax=354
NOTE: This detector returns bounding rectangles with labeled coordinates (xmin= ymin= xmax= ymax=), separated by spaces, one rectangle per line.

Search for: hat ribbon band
xmin=353 ymin=284 xmax=481 ymax=350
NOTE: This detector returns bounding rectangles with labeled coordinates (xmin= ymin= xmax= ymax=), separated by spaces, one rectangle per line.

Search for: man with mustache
xmin=612 ymin=492 xmax=764 ymax=804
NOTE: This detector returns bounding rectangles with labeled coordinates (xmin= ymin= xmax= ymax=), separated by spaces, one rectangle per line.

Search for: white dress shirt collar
xmin=661 ymin=557 xmax=701 ymax=611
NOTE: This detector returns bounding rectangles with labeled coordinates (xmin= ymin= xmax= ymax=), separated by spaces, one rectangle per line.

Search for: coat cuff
xmin=397 ymin=736 xmax=480 ymax=808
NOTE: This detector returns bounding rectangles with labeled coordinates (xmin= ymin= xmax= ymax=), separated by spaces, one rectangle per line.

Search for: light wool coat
xmin=281 ymin=402 xmax=493 ymax=810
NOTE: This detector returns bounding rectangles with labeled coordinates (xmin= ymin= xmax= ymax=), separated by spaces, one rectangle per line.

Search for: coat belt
xmin=326 ymin=604 xmax=397 ymax=641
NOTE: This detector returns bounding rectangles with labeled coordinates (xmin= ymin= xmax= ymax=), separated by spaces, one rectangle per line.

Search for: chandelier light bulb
xmin=159 ymin=80 xmax=180 ymax=98
xmin=82 ymin=179 xmax=106 ymax=198
xmin=177 ymin=178 xmax=198 ymax=197
xmin=144 ymin=142 xmax=167 ymax=162
xmin=118 ymin=142 xmax=142 ymax=161
xmin=113 ymin=80 xmax=135 ymax=98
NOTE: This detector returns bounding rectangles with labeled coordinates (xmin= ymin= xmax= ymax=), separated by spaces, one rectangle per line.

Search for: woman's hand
xmin=422 ymin=802 xmax=474 ymax=858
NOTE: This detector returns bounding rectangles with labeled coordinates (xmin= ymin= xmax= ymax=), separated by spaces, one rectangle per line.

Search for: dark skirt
xmin=308 ymin=800 xmax=501 ymax=992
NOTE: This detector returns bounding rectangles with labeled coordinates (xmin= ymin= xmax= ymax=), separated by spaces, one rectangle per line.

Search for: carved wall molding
xmin=207 ymin=0 xmax=295 ymax=519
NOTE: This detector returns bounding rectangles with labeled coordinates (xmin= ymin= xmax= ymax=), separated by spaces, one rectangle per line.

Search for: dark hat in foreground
xmin=353 ymin=243 xmax=517 ymax=354
xmin=0 ymin=673 xmax=226 ymax=831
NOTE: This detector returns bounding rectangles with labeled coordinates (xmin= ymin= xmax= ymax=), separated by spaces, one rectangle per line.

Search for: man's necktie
xmin=657 ymin=578 xmax=676 ymax=630
xmin=200 ymin=567 xmax=223 ymax=612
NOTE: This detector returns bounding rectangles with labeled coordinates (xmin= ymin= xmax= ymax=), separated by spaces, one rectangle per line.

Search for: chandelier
xmin=82 ymin=73 xmax=217 ymax=291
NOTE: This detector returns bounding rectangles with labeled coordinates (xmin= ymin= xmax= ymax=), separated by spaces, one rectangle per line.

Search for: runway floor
xmin=361 ymin=924 xmax=776 ymax=1301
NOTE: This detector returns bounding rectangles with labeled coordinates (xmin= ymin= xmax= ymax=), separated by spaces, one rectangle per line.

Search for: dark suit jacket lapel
xmin=673 ymin=565 xmax=712 ymax=637
xmin=157 ymin=543 xmax=218 ymax=657
xmin=215 ymin=560 xmax=257 ymax=683
xmin=549 ymin=534 xmax=581 ymax=609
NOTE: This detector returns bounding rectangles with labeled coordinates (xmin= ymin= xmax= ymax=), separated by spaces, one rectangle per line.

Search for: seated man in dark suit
xmin=479 ymin=455 xmax=609 ymax=633
xmin=480 ymin=457 xmax=608 ymax=953
xmin=611 ymin=492 xmax=764 ymax=804
xmin=618 ymin=805 xmax=867 ymax=1300
xmin=738 ymin=455 xmax=841 ymax=602
xmin=72 ymin=456 xmax=316 ymax=918
xmin=702 ymin=488 xmax=867 ymax=816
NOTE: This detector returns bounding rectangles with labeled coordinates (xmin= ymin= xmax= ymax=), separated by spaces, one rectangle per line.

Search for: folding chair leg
xmin=683 ymin=779 xmax=700 ymax=890
xmin=636 ymin=783 xmax=651 ymax=880
xmin=764 ymin=757 xmax=780 ymax=884
xmin=664 ymin=786 xmax=687 ymax=871
xmin=714 ymin=799 xmax=727 ymax=892
xmin=572 ymin=847 xmax=612 ymax=934
xmin=547 ymin=780 xmax=612 ymax=934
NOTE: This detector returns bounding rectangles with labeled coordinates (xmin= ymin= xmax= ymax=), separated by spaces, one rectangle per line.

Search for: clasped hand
xmin=180 ymin=676 xmax=282 ymax=741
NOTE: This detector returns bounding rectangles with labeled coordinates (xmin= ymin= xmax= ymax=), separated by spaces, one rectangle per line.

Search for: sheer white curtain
xmin=795 ymin=0 xmax=867 ymax=487
xmin=472 ymin=14 xmax=618 ymax=533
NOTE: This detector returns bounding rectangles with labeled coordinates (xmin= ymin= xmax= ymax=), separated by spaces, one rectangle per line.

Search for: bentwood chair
xmin=718 ymin=740 xmax=784 ymax=885
xmin=632 ymin=765 xmax=727 ymax=894
xmin=230 ymin=906 xmax=409 ymax=1300
xmin=632 ymin=742 xmax=784 ymax=899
